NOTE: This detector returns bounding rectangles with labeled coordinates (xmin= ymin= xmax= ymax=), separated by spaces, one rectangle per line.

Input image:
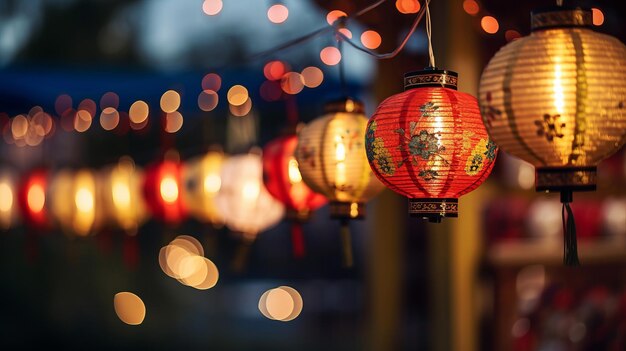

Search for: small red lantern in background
xmin=366 ymin=69 xmax=497 ymax=222
xmin=143 ymin=155 xmax=186 ymax=225
xmin=18 ymin=170 xmax=49 ymax=228
xmin=263 ymin=134 xmax=327 ymax=258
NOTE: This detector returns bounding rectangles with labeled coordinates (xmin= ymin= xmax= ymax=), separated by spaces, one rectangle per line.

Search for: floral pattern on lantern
xmin=478 ymin=7 xmax=626 ymax=265
xmin=366 ymin=69 xmax=497 ymax=222
xmin=478 ymin=7 xmax=626 ymax=192
xmin=215 ymin=152 xmax=284 ymax=240
xmin=295 ymin=98 xmax=384 ymax=220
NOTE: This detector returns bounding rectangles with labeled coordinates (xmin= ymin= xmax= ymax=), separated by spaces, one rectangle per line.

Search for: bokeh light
xmin=481 ymin=16 xmax=499 ymax=34
xmin=280 ymin=72 xmax=304 ymax=95
xmin=396 ymin=0 xmax=420 ymax=14
xmin=74 ymin=110 xmax=93 ymax=133
xmin=259 ymin=286 xmax=303 ymax=322
xmin=100 ymin=91 xmax=120 ymax=110
xmin=201 ymin=73 xmax=222 ymax=91
xmin=320 ymin=46 xmax=341 ymax=66
xmin=263 ymin=61 xmax=287 ymax=81
xmin=361 ymin=30 xmax=382 ymax=49
xmin=100 ymin=107 xmax=120 ymax=131
xmin=198 ymin=90 xmax=219 ymax=112
xmin=227 ymin=85 xmax=249 ymax=106
xmin=113 ymin=292 xmax=146 ymax=325
xmin=326 ymin=10 xmax=347 ymax=25
xmin=462 ymin=0 xmax=479 ymax=16
xmin=27 ymin=182 xmax=45 ymax=214
xmin=260 ymin=80 xmax=283 ymax=102
xmin=229 ymin=97 xmax=252 ymax=117
xmin=267 ymin=4 xmax=289 ymax=24
xmin=202 ymin=0 xmax=223 ymax=16
xmin=337 ymin=28 xmax=352 ymax=39
xmin=592 ymin=8 xmax=604 ymax=26
xmin=129 ymin=100 xmax=149 ymax=124
xmin=301 ymin=66 xmax=324 ymax=88
xmin=55 ymin=94 xmax=73 ymax=116
xmin=78 ymin=99 xmax=97 ymax=117
xmin=164 ymin=111 xmax=183 ymax=133
xmin=160 ymin=175 xmax=180 ymax=203
xmin=11 ymin=115 xmax=28 ymax=139
xmin=0 ymin=181 xmax=13 ymax=213
xmin=159 ymin=235 xmax=219 ymax=290
xmin=160 ymin=90 xmax=181 ymax=113
xmin=505 ymin=29 xmax=521 ymax=42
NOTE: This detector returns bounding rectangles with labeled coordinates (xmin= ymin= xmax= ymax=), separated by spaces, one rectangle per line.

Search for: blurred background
xmin=0 ymin=0 xmax=625 ymax=350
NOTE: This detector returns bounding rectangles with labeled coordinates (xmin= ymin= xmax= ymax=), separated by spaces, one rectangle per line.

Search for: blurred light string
xmin=241 ymin=0 xmax=430 ymax=63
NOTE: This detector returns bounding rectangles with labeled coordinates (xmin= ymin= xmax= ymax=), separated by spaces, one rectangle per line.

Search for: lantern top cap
xmin=531 ymin=6 xmax=592 ymax=31
xmin=324 ymin=97 xmax=365 ymax=114
xmin=404 ymin=67 xmax=458 ymax=91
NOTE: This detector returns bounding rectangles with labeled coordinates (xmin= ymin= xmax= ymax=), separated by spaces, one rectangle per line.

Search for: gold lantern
xmin=181 ymin=150 xmax=225 ymax=226
xmin=100 ymin=158 xmax=148 ymax=233
xmin=50 ymin=169 xmax=100 ymax=236
xmin=295 ymin=98 xmax=385 ymax=265
xmin=479 ymin=6 xmax=626 ymax=265
xmin=0 ymin=171 xmax=18 ymax=230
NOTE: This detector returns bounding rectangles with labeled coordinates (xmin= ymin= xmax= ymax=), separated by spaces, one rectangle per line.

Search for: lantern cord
xmin=340 ymin=220 xmax=354 ymax=268
xmin=561 ymin=191 xmax=580 ymax=266
xmin=425 ymin=0 xmax=436 ymax=68
xmin=337 ymin=35 xmax=349 ymax=97
xmin=336 ymin=0 xmax=430 ymax=60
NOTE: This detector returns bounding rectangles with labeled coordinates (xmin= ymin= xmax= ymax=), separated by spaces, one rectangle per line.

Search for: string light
xmin=202 ymin=0 xmax=223 ymax=16
xmin=361 ymin=30 xmax=382 ymax=49
xmin=481 ymin=16 xmax=499 ymax=34
xmin=396 ymin=0 xmax=420 ymax=14
xmin=320 ymin=46 xmax=341 ymax=66
xmin=326 ymin=10 xmax=347 ymax=25
xmin=462 ymin=0 xmax=479 ymax=16
xmin=267 ymin=4 xmax=289 ymax=24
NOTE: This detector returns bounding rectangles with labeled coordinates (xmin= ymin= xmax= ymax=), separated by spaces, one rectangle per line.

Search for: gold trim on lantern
xmin=531 ymin=8 xmax=592 ymax=31
xmin=535 ymin=167 xmax=597 ymax=192
xmin=408 ymin=198 xmax=458 ymax=222
xmin=330 ymin=201 xmax=365 ymax=219
xmin=404 ymin=70 xmax=458 ymax=90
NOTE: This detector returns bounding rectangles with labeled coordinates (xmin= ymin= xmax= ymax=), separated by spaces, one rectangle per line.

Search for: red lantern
xmin=18 ymin=170 xmax=49 ymax=228
xmin=263 ymin=134 xmax=327 ymax=258
xmin=366 ymin=69 xmax=497 ymax=222
xmin=143 ymin=158 xmax=186 ymax=224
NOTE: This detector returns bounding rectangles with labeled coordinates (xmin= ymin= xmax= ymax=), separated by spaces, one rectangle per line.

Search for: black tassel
xmin=561 ymin=191 xmax=580 ymax=266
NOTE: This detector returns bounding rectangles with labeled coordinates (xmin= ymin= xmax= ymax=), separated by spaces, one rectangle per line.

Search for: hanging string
xmin=560 ymin=191 xmax=580 ymax=266
xmin=425 ymin=0 xmax=436 ymax=68
xmin=337 ymin=19 xmax=349 ymax=97
xmin=340 ymin=219 xmax=354 ymax=268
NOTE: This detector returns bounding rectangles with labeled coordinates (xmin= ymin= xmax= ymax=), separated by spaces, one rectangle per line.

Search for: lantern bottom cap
xmin=408 ymin=198 xmax=459 ymax=222
xmin=535 ymin=166 xmax=597 ymax=193
xmin=330 ymin=201 xmax=365 ymax=220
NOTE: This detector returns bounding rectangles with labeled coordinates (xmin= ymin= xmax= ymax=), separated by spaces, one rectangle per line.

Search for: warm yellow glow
xmin=335 ymin=135 xmax=346 ymax=162
xmin=592 ymin=8 xmax=604 ymax=26
xmin=265 ymin=288 xmax=294 ymax=321
xmin=462 ymin=0 xmax=479 ymax=15
xmin=301 ymin=66 xmax=324 ymax=88
xmin=129 ymin=100 xmax=149 ymax=124
xmin=100 ymin=107 xmax=120 ymax=131
xmin=160 ymin=176 xmax=179 ymax=203
xmin=229 ymin=97 xmax=253 ymax=117
xmin=0 ymin=182 xmax=13 ymax=213
xmin=170 ymin=235 xmax=204 ymax=256
xmin=350 ymin=202 xmax=359 ymax=218
xmin=178 ymin=255 xmax=205 ymax=280
xmin=113 ymin=292 xmax=146 ymax=325
xmin=553 ymin=60 xmax=565 ymax=115
xmin=160 ymin=90 xmax=181 ymax=113
xmin=338 ymin=28 xmax=352 ymax=39
xmin=27 ymin=184 xmax=45 ymax=213
xmin=518 ymin=161 xmax=535 ymax=190
xmin=194 ymin=258 xmax=219 ymax=290
xmin=203 ymin=174 xmax=221 ymax=193
xmin=242 ymin=181 xmax=260 ymax=201
xmin=227 ymin=85 xmax=249 ymax=106
xmin=287 ymin=158 xmax=302 ymax=184
xmin=335 ymin=135 xmax=347 ymax=187
xmin=278 ymin=286 xmax=303 ymax=321
xmin=396 ymin=0 xmax=420 ymax=14
xmin=11 ymin=115 xmax=28 ymax=139
xmin=74 ymin=110 xmax=92 ymax=132
xmin=112 ymin=181 xmax=131 ymax=210
xmin=75 ymin=188 xmax=94 ymax=213
xmin=281 ymin=72 xmax=305 ymax=95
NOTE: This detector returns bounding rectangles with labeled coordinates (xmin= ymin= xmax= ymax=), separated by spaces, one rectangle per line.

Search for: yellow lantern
xmin=181 ymin=150 xmax=225 ymax=226
xmin=0 ymin=171 xmax=18 ymax=230
xmin=479 ymin=6 xmax=626 ymax=265
xmin=295 ymin=98 xmax=385 ymax=265
xmin=50 ymin=169 xmax=100 ymax=236
xmin=100 ymin=158 xmax=148 ymax=233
